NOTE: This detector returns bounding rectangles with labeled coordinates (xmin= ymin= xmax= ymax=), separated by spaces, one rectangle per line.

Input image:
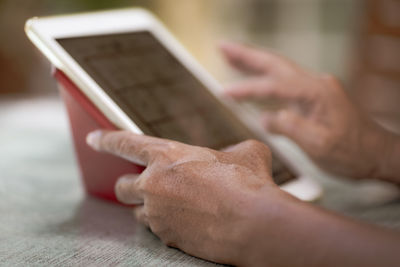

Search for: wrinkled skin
xmin=87 ymin=131 xmax=288 ymax=265
xmin=86 ymin=129 xmax=400 ymax=267
xmin=86 ymin=42 xmax=400 ymax=267
xmin=221 ymin=42 xmax=396 ymax=180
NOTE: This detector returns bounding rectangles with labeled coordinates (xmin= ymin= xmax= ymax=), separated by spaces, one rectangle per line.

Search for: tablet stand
xmin=54 ymin=69 xmax=144 ymax=203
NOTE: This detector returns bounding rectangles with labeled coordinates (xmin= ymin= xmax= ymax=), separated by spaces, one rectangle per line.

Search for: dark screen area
xmin=57 ymin=31 xmax=295 ymax=184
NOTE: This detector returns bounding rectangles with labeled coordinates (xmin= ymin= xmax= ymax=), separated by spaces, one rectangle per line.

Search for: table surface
xmin=1 ymin=97 xmax=399 ymax=266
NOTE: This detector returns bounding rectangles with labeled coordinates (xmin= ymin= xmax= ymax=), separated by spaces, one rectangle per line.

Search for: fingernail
xmin=86 ymin=130 xmax=103 ymax=150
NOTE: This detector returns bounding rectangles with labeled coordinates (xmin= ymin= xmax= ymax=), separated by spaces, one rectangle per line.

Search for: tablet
xmin=25 ymin=8 xmax=321 ymax=201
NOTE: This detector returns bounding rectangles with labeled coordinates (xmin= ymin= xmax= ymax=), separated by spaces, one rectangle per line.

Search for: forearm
xmin=241 ymin=189 xmax=400 ymax=267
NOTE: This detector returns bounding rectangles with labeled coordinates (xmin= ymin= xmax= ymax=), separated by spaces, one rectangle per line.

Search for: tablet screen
xmin=57 ymin=31 xmax=295 ymax=184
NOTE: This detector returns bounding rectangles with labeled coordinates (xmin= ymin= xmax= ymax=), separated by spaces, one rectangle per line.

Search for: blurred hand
xmin=86 ymin=130 xmax=290 ymax=265
xmin=220 ymin=42 xmax=394 ymax=180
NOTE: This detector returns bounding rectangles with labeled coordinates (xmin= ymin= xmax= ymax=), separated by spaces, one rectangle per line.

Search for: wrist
xmin=237 ymin=184 xmax=400 ymax=267
xmin=358 ymin=118 xmax=400 ymax=183
xmin=237 ymin=186 xmax=304 ymax=267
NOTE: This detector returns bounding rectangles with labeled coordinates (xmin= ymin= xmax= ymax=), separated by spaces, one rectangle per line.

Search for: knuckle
xmin=163 ymin=164 xmax=184 ymax=183
xmin=165 ymin=140 xmax=179 ymax=150
xmin=112 ymin=135 xmax=134 ymax=154
xmin=140 ymin=169 xmax=168 ymax=194
xmin=149 ymin=222 xmax=167 ymax=237
xmin=243 ymin=139 xmax=262 ymax=148
xmin=151 ymin=142 xmax=177 ymax=164
xmin=244 ymin=139 xmax=271 ymax=159
xmin=276 ymin=110 xmax=290 ymax=121
xmin=138 ymin=176 xmax=151 ymax=192
xmin=141 ymin=174 xmax=157 ymax=192
xmin=311 ymin=134 xmax=336 ymax=159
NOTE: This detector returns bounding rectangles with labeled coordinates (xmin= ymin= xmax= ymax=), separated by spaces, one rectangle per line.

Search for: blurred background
xmin=0 ymin=0 xmax=399 ymax=130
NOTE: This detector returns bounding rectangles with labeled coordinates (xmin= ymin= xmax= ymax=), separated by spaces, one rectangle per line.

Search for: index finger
xmin=224 ymin=77 xmax=293 ymax=101
xmin=219 ymin=42 xmax=280 ymax=74
xmin=86 ymin=130 xmax=172 ymax=165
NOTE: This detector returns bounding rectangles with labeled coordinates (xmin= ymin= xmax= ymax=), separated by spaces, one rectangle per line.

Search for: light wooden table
xmin=0 ymin=97 xmax=399 ymax=266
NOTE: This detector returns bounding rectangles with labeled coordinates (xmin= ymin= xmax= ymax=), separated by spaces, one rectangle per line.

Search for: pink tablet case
xmin=54 ymin=69 xmax=144 ymax=203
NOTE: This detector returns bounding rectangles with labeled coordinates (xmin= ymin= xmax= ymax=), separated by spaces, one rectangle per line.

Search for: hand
xmin=86 ymin=130 xmax=400 ymax=267
xmin=220 ymin=42 xmax=397 ymax=180
xmin=86 ymin=130 xmax=290 ymax=265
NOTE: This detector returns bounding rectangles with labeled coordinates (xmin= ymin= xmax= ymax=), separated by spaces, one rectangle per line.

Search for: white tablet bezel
xmin=25 ymin=8 xmax=322 ymax=201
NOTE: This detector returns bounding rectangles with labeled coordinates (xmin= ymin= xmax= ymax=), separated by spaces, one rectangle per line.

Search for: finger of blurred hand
xmin=133 ymin=205 xmax=149 ymax=227
xmin=220 ymin=42 xmax=278 ymax=74
xmin=262 ymin=110 xmax=321 ymax=150
xmin=86 ymin=130 xmax=170 ymax=165
xmin=115 ymin=174 xmax=144 ymax=204
xmin=224 ymin=78 xmax=293 ymax=101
